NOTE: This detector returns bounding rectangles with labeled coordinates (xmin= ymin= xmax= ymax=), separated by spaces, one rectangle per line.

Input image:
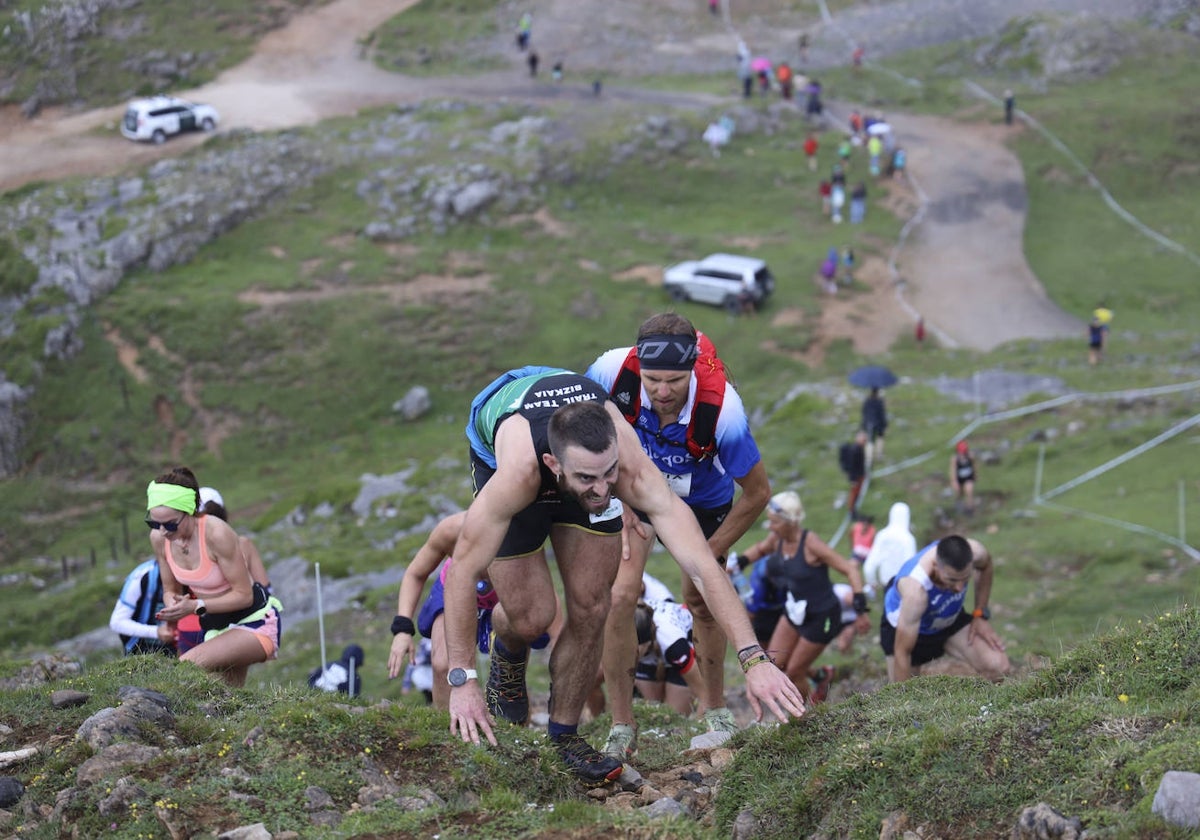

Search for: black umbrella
xmin=848 ymin=365 xmax=898 ymax=389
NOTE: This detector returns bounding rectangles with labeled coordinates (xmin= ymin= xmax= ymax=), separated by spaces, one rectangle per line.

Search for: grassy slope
xmin=0 ymin=2 xmax=1199 ymax=837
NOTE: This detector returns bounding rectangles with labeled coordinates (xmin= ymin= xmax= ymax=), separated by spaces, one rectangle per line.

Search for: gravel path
xmin=1 ymin=0 xmax=1153 ymax=350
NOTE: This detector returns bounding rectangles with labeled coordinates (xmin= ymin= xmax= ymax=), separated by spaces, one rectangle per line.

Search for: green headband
xmin=146 ymin=481 xmax=196 ymax=515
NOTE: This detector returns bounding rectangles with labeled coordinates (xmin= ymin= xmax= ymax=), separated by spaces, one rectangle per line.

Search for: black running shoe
xmin=486 ymin=633 xmax=530 ymax=725
xmin=552 ymin=733 xmax=623 ymax=784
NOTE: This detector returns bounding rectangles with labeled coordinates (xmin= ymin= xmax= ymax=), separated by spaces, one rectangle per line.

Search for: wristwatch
xmin=194 ymin=599 xmax=207 ymax=617
xmin=446 ymin=667 xmax=478 ymax=687
xmin=972 ymin=606 xmax=991 ymax=620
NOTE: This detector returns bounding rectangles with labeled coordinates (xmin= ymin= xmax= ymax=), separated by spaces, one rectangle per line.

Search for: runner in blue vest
xmin=445 ymin=366 xmax=803 ymax=785
xmin=586 ymin=313 xmax=770 ymax=760
xmin=881 ymin=535 xmax=1010 ymax=683
xmin=110 ymin=558 xmax=175 ymax=656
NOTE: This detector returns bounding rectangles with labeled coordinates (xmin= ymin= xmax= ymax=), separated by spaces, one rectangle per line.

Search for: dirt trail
xmin=0 ymin=0 xmax=1082 ymax=352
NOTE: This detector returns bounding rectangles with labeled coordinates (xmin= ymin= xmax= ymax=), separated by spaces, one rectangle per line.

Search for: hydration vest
xmin=610 ymin=332 xmax=726 ymax=461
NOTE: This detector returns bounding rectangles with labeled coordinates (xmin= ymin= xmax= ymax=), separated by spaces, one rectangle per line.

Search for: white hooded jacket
xmin=862 ymin=502 xmax=917 ymax=591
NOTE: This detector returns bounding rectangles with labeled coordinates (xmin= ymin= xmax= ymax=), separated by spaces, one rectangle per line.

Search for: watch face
xmin=447 ymin=668 xmax=468 ymax=687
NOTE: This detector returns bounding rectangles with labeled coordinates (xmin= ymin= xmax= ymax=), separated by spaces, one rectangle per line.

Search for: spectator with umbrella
xmin=849 ymin=366 xmax=897 ymax=462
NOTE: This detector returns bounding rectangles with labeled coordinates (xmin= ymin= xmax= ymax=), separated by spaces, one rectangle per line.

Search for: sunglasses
xmin=145 ymin=515 xmax=185 ymax=532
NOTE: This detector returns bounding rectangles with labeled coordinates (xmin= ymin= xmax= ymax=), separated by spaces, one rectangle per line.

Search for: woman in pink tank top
xmin=147 ymin=466 xmax=281 ymax=687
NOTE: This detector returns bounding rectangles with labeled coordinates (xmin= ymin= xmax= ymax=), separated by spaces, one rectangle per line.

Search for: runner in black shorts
xmin=443 ymin=366 xmax=804 ymax=784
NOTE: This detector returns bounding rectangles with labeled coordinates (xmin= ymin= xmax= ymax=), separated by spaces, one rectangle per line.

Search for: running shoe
xmin=811 ymin=665 xmax=835 ymax=704
xmin=486 ymin=632 xmax=530 ymax=725
xmin=552 ymin=733 xmax=623 ymax=785
xmin=601 ymin=723 xmax=638 ymax=761
xmin=704 ymin=707 xmax=739 ymax=735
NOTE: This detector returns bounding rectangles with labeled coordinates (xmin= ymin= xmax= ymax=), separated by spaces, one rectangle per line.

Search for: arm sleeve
xmin=109 ymin=572 xmax=160 ymax=640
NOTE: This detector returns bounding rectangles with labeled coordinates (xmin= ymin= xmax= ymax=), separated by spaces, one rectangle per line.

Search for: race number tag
xmin=590 ymin=497 xmax=624 ymax=524
xmin=664 ymin=472 xmax=693 ymax=498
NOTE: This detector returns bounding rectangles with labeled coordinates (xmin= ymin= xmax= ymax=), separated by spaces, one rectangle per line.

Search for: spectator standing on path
xmin=818 ymin=179 xmax=832 ymax=215
xmin=949 ymin=440 xmax=977 ymax=514
xmin=736 ymin=491 xmax=871 ymax=703
xmin=830 ymin=181 xmax=846 ymax=224
xmin=798 ymin=32 xmax=809 ymax=64
xmin=1087 ymin=313 xmax=1109 ymax=366
xmin=586 ymin=314 xmax=773 ymax=761
xmin=803 ymin=132 xmax=819 ymax=171
xmin=805 ymin=78 xmax=822 ymax=119
xmin=737 ymin=53 xmax=754 ymax=99
xmin=867 ymin=134 xmax=883 ymax=176
xmin=1004 ymin=89 xmax=1015 ymax=125
xmin=516 ymin=12 xmax=532 ymax=51
xmin=888 ymin=146 xmax=907 ymax=179
xmin=820 ymin=247 xmax=839 ymax=294
xmin=840 ymin=246 xmax=855 ymax=285
xmin=849 ymin=181 xmax=868 ymax=224
xmin=881 ymin=536 xmax=1010 ymax=683
xmin=837 ymin=136 xmax=852 ymax=164
xmin=709 ymin=0 xmax=719 ymax=15
xmin=838 ymin=430 xmax=868 ymax=516
xmin=552 ymin=61 xmax=563 ymax=83
xmin=527 ymin=51 xmax=539 ymax=77
xmin=852 ymin=44 xmax=865 ymax=71
xmin=776 ymin=62 xmax=794 ymax=100
xmin=860 ymin=387 xmax=887 ymax=460
xmin=445 ymin=368 xmax=804 ymax=783
xmin=862 ymin=501 xmax=916 ymax=594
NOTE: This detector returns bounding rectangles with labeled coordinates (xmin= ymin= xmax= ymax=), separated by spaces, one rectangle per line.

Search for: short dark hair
xmin=936 ymin=535 xmax=974 ymax=571
xmin=547 ymin=400 xmax=616 ymax=458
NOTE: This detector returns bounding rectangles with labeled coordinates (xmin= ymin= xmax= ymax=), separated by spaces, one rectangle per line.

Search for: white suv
xmin=121 ymin=96 xmax=219 ymax=144
xmin=662 ymin=253 xmax=776 ymax=313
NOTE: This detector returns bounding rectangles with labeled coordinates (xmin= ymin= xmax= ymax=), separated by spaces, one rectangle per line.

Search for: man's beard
xmin=557 ymin=473 xmax=612 ymax=513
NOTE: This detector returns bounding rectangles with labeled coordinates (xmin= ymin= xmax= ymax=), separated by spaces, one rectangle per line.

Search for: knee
xmin=567 ymin=591 xmax=612 ymax=631
xmin=504 ymin=604 xmax=556 ymax=642
xmin=980 ymin=652 xmax=1012 ymax=682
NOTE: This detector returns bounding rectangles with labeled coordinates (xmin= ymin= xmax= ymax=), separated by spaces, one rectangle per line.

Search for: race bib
xmin=590 ymin=497 xmax=624 ymax=524
xmin=664 ymin=472 xmax=693 ymax=498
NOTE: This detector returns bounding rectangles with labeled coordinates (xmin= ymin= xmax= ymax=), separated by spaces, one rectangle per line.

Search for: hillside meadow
xmin=0 ymin=1 xmax=1198 ymax=837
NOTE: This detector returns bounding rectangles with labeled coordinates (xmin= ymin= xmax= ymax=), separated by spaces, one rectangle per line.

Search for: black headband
xmin=636 ymin=334 xmax=698 ymax=370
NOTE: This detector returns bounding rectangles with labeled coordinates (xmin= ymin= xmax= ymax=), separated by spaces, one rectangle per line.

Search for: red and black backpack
xmin=609 ymin=332 xmax=727 ymax=461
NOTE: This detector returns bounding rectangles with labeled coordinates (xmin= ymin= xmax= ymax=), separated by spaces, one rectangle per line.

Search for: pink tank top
xmin=163 ymin=516 xmax=231 ymax=598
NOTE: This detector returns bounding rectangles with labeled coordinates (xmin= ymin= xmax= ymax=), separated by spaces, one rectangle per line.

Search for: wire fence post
xmin=1034 ymin=444 xmax=1045 ymax=501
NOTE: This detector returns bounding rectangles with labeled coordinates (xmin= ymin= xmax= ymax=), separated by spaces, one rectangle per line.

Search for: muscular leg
xmin=765 ymin=616 xmax=799 ymax=676
xmin=546 ymin=526 xmax=621 ymax=726
xmin=780 ymin=637 xmax=828 ymax=701
xmin=943 ymin=625 xmax=1010 ymax=682
xmin=488 ymin=549 xmax=557 ymax=649
xmin=602 ymin=522 xmax=654 ymax=728
xmin=182 ymin=629 xmax=268 ymax=687
xmin=680 ymin=570 xmax=727 ymax=715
